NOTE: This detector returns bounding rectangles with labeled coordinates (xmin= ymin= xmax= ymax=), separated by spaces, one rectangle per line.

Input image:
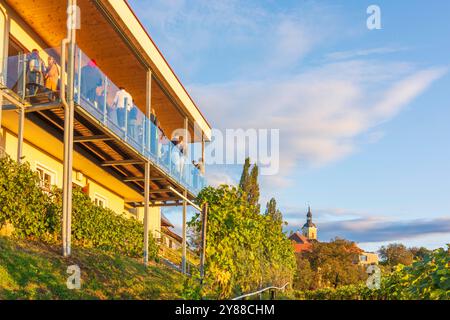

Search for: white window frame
xmin=35 ymin=162 xmax=57 ymax=191
xmin=93 ymin=193 xmax=108 ymax=208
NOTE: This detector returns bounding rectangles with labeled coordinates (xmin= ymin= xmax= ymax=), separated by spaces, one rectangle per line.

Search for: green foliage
xmin=188 ymin=185 xmax=296 ymax=299
xmin=409 ymin=246 xmax=432 ymax=261
xmin=0 ymin=155 xmax=157 ymax=260
xmin=265 ymin=198 xmax=282 ymax=226
xmin=0 ymin=156 xmax=55 ymax=240
xmin=383 ymin=246 xmax=450 ymax=299
xmin=295 ymin=246 xmax=449 ymax=300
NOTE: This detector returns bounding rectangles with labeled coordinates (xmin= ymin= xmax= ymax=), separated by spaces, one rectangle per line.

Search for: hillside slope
xmin=0 ymin=236 xmax=183 ymax=299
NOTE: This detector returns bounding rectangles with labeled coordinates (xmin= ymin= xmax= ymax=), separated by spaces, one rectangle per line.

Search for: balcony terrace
xmin=0 ymin=0 xmax=210 ymax=206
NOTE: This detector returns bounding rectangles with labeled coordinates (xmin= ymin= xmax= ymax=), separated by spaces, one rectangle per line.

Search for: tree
xmin=296 ymin=238 xmax=366 ymax=290
xmin=378 ymin=243 xmax=414 ymax=266
xmin=293 ymin=254 xmax=315 ymax=290
xmin=189 ymin=185 xmax=296 ymax=299
xmin=238 ymin=157 xmax=260 ymax=213
xmin=239 ymin=157 xmax=251 ymax=190
xmin=409 ymin=247 xmax=432 ymax=261
xmin=248 ymin=165 xmax=260 ymax=212
xmin=265 ymin=198 xmax=282 ymax=225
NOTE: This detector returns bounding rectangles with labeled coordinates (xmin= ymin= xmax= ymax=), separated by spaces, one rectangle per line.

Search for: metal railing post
xmin=76 ymin=47 xmax=81 ymax=104
xmin=141 ymin=118 xmax=145 ymax=154
xmin=20 ymin=54 xmax=27 ymax=100
xmin=124 ymin=97 xmax=128 ymax=141
xmin=181 ymin=189 xmax=187 ymax=274
xmin=103 ymin=77 xmax=108 ymax=124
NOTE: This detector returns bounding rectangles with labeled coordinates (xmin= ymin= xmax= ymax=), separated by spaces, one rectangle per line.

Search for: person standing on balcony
xmin=150 ymin=108 xmax=158 ymax=155
xmin=113 ymin=87 xmax=133 ymax=132
xmin=44 ymin=55 xmax=59 ymax=100
xmin=128 ymin=104 xmax=138 ymax=140
xmin=80 ymin=59 xmax=102 ymax=105
xmin=157 ymin=121 xmax=165 ymax=160
xmin=26 ymin=49 xmax=45 ymax=96
xmin=192 ymin=158 xmax=205 ymax=190
xmin=177 ymin=135 xmax=187 ymax=177
xmin=170 ymin=136 xmax=181 ymax=175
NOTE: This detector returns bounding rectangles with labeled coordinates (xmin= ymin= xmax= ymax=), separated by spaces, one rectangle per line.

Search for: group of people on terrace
xmin=21 ymin=49 xmax=203 ymax=186
xmin=25 ymin=49 xmax=59 ymax=99
xmin=80 ymin=60 xmax=197 ymax=177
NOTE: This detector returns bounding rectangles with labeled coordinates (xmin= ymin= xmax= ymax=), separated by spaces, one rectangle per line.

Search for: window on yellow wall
xmin=36 ymin=164 xmax=55 ymax=192
xmin=94 ymin=193 xmax=108 ymax=208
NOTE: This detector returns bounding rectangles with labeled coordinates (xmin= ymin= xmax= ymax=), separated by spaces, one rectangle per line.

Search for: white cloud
xmin=205 ymin=169 xmax=237 ymax=187
xmin=190 ymin=63 xmax=448 ymax=183
xmin=325 ymin=47 xmax=408 ymax=61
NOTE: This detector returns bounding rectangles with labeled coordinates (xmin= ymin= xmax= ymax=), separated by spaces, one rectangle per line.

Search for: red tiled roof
xmin=293 ymin=242 xmax=313 ymax=253
xmin=289 ymin=231 xmax=313 ymax=253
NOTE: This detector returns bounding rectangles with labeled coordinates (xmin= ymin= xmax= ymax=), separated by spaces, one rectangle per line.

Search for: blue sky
xmin=129 ymin=0 xmax=450 ymax=251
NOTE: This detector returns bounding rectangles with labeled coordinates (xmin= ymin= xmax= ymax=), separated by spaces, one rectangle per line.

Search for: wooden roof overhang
xmin=4 ymin=0 xmax=208 ymax=142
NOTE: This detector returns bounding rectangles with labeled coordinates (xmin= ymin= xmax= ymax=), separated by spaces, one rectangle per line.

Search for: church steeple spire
xmin=302 ymin=206 xmax=317 ymax=240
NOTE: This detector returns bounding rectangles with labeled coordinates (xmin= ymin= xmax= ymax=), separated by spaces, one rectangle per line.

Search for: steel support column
xmin=17 ymin=106 xmax=25 ymax=163
xmin=200 ymin=203 xmax=208 ymax=279
xmin=181 ymin=189 xmax=187 ymax=274
xmin=143 ymin=161 xmax=150 ymax=265
xmin=143 ymin=68 xmax=152 ymax=266
xmin=62 ymin=0 xmax=77 ymax=257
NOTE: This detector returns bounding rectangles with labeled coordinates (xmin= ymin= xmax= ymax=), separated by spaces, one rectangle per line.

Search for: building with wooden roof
xmin=0 ymin=0 xmax=210 ymax=270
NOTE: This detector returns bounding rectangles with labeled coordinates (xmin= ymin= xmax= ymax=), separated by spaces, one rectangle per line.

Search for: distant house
xmin=357 ymin=252 xmax=379 ymax=265
xmin=289 ymin=231 xmax=313 ymax=253
xmin=160 ymin=213 xmax=182 ymax=250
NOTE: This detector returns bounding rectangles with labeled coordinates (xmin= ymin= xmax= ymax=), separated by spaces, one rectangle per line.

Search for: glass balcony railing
xmin=0 ymin=47 xmax=62 ymax=104
xmin=0 ymin=46 xmax=206 ymax=195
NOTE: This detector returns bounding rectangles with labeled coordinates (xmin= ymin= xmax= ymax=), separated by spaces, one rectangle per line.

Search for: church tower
xmin=302 ymin=206 xmax=317 ymax=240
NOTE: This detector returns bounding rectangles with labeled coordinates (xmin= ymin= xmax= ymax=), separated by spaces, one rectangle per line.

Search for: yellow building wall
xmin=136 ymin=206 xmax=161 ymax=239
xmin=86 ymin=178 xmax=126 ymax=216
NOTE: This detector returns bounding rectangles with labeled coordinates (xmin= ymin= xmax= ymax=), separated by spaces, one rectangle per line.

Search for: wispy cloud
xmin=318 ymin=216 xmax=450 ymax=243
xmin=325 ymin=47 xmax=408 ymax=61
xmin=285 ymin=206 xmax=450 ymax=246
xmin=191 ymin=63 xmax=447 ymax=188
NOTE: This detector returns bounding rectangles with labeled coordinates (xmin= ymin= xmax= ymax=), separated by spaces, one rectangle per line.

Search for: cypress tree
xmin=239 ymin=157 xmax=260 ymax=213
xmin=239 ymin=157 xmax=251 ymax=190
xmin=265 ymin=198 xmax=282 ymax=225
xmin=248 ymin=164 xmax=260 ymax=212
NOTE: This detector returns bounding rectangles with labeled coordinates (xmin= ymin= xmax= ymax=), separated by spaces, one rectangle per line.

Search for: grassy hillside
xmin=0 ymin=236 xmax=183 ymax=299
